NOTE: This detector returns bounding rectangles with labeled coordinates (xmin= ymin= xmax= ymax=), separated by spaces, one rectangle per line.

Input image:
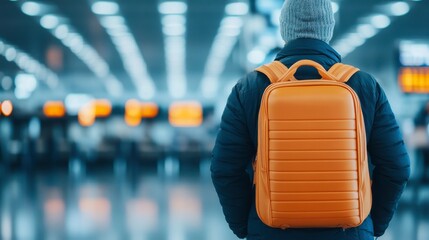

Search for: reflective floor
xmin=0 ymin=160 xmax=427 ymax=240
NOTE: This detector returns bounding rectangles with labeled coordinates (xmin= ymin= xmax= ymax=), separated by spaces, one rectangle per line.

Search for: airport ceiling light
xmin=14 ymin=1 xmax=123 ymax=97
xmin=158 ymin=1 xmax=188 ymax=15
xmin=247 ymin=48 xmax=266 ymax=65
xmin=332 ymin=1 xmax=413 ymax=59
xmin=91 ymin=0 xmax=156 ymax=100
xmin=21 ymin=1 xmax=44 ymax=16
xmin=356 ymin=23 xmax=378 ymax=39
xmin=331 ymin=1 xmax=340 ymax=14
xmin=270 ymin=9 xmax=281 ymax=26
xmin=159 ymin=1 xmax=188 ymax=99
xmin=225 ymin=2 xmax=249 ymax=16
xmin=40 ymin=14 xmax=60 ymax=29
xmin=200 ymin=1 xmax=249 ymax=99
xmin=91 ymin=1 xmax=119 ymax=15
xmin=387 ymin=1 xmax=410 ymax=16
xmin=0 ymin=38 xmax=59 ymax=90
xmin=15 ymin=73 xmax=38 ymax=100
xmin=370 ymin=14 xmax=391 ymax=29
xmin=1 ymin=76 xmax=13 ymax=91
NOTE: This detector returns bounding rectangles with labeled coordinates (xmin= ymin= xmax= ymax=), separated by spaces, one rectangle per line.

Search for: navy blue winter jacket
xmin=211 ymin=39 xmax=410 ymax=240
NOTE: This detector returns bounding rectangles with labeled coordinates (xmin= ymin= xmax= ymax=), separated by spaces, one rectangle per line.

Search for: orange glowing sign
xmin=125 ymin=114 xmax=142 ymax=127
xmin=43 ymin=101 xmax=66 ymax=118
xmin=125 ymin=100 xmax=141 ymax=117
xmin=78 ymin=104 xmax=96 ymax=127
xmin=125 ymin=99 xmax=142 ymax=126
xmin=399 ymin=67 xmax=429 ymax=93
xmin=93 ymin=99 xmax=112 ymax=118
xmin=0 ymin=100 xmax=13 ymax=117
xmin=141 ymin=102 xmax=159 ymax=118
xmin=169 ymin=101 xmax=203 ymax=127
xmin=123 ymin=100 xmax=159 ymax=125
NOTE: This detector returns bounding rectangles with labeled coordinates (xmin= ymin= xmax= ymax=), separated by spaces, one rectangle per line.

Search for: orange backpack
xmin=254 ymin=60 xmax=372 ymax=229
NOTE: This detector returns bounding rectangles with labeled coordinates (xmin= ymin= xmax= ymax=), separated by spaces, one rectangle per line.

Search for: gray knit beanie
xmin=280 ymin=0 xmax=335 ymax=43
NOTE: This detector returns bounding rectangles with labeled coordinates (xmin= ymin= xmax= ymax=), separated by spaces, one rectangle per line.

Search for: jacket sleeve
xmin=211 ymin=83 xmax=254 ymax=239
xmin=368 ymin=82 xmax=411 ymax=237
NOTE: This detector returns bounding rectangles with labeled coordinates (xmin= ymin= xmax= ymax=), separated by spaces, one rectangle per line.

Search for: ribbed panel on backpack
xmin=266 ymin=84 xmax=360 ymax=227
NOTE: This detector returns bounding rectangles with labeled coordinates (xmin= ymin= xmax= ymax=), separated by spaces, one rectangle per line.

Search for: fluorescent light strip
xmin=0 ymin=38 xmax=58 ymax=88
xmin=15 ymin=1 xmax=123 ymax=97
xmin=159 ymin=1 xmax=187 ymax=99
xmin=91 ymin=1 xmax=156 ymax=100
xmin=333 ymin=1 xmax=413 ymax=59
xmin=200 ymin=1 xmax=248 ymax=99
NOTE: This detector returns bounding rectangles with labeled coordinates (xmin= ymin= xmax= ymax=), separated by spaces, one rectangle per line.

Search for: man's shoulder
xmin=235 ymin=70 xmax=272 ymax=96
xmin=346 ymin=68 xmax=379 ymax=89
xmin=232 ymin=66 xmax=381 ymax=99
xmin=351 ymin=69 xmax=376 ymax=81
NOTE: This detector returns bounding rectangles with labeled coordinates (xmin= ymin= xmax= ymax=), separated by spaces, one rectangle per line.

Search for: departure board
xmin=398 ymin=41 xmax=429 ymax=93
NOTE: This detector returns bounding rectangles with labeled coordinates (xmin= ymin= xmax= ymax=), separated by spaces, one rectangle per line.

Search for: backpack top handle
xmin=279 ymin=60 xmax=338 ymax=82
xmin=256 ymin=60 xmax=360 ymax=84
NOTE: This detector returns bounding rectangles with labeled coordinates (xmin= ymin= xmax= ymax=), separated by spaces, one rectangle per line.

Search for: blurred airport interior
xmin=0 ymin=0 xmax=429 ymax=239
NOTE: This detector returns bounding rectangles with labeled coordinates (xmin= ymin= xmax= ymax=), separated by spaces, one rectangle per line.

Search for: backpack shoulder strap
xmin=255 ymin=61 xmax=296 ymax=83
xmin=328 ymin=63 xmax=360 ymax=83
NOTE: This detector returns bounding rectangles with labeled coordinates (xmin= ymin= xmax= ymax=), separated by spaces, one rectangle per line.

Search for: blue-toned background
xmin=0 ymin=0 xmax=428 ymax=239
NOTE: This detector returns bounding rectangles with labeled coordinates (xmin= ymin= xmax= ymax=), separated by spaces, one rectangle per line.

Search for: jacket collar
xmin=275 ymin=38 xmax=341 ymax=63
